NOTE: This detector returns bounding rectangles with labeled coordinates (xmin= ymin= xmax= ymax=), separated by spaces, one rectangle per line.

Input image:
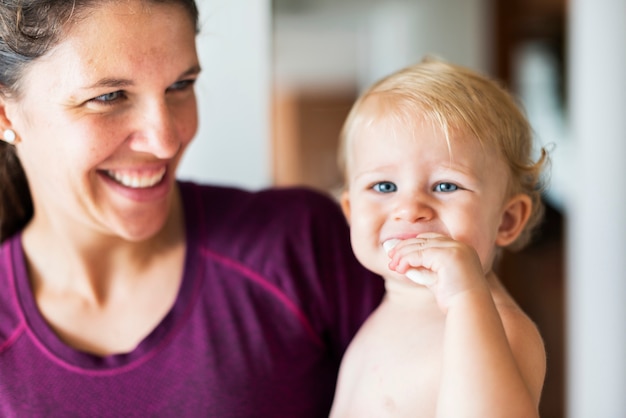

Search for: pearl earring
xmin=3 ymin=129 xmax=16 ymax=144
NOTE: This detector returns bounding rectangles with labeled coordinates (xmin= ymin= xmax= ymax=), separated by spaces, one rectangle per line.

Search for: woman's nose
xmin=128 ymin=100 xmax=181 ymax=159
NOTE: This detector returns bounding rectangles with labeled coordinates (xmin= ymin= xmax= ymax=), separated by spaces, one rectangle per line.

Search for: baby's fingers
xmin=383 ymin=238 xmax=438 ymax=286
xmin=404 ymin=268 xmax=436 ymax=286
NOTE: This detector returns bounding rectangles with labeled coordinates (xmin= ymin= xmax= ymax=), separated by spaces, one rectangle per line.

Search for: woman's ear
xmin=340 ymin=190 xmax=351 ymax=225
xmin=495 ymin=193 xmax=532 ymax=247
xmin=0 ymin=94 xmax=16 ymax=132
xmin=0 ymin=97 xmax=18 ymax=145
xmin=0 ymin=95 xmax=11 ymax=128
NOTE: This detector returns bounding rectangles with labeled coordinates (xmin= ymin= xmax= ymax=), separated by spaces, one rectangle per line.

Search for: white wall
xmin=177 ymin=0 xmax=272 ymax=190
xmin=274 ymin=0 xmax=491 ymax=93
xmin=357 ymin=0 xmax=490 ymax=89
xmin=566 ymin=0 xmax=626 ymax=415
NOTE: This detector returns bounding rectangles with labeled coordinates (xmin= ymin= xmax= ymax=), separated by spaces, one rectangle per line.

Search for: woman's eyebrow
xmin=180 ymin=64 xmax=202 ymax=78
xmin=80 ymin=64 xmax=201 ymax=91
xmin=82 ymin=78 xmax=134 ymax=90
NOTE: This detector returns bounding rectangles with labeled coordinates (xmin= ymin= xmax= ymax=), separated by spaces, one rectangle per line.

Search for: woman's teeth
xmin=106 ymin=168 xmax=166 ymax=188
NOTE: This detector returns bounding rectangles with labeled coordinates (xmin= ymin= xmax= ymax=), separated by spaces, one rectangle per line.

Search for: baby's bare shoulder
xmin=494 ymin=292 xmax=547 ymax=405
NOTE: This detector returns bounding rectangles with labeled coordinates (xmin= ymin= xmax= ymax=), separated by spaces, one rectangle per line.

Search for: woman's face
xmin=4 ymin=1 xmax=200 ymax=242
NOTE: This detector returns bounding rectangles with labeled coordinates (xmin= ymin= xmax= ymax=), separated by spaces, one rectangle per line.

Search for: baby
xmin=330 ymin=58 xmax=548 ymax=417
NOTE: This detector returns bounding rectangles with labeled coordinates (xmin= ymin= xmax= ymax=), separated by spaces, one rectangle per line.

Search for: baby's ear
xmin=495 ymin=193 xmax=532 ymax=247
xmin=340 ymin=190 xmax=351 ymax=224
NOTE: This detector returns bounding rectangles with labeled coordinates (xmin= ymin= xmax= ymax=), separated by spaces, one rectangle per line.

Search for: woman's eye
xmin=92 ymin=91 xmax=123 ymax=103
xmin=372 ymin=182 xmax=397 ymax=193
xmin=168 ymin=79 xmax=196 ymax=92
xmin=434 ymin=182 xmax=458 ymax=192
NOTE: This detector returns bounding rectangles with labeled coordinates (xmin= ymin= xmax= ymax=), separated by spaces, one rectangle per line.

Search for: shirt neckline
xmin=10 ymin=181 xmax=202 ymax=371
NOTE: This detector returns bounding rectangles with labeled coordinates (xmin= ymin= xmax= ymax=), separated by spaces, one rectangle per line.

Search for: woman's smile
xmin=103 ymin=167 xmax=167 ymax=189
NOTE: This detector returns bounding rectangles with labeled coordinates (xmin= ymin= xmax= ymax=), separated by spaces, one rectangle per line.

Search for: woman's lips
xmin=104 ymin=167 xmax=167 ymax=189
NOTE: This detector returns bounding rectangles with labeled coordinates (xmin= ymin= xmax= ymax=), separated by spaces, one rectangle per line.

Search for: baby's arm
xmin=387 ymin=233 xmax=545 ymax=417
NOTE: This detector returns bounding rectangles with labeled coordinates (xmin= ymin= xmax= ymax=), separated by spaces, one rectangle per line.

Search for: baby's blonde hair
xmin=338 ymin=57 xmax=550 ymax=251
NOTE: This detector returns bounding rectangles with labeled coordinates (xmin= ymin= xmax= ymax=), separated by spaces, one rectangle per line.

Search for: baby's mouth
xmin=382 ymin=239 xmax=401 ymax=254
xmin=104 ymin=167 xmax=166 ymax=189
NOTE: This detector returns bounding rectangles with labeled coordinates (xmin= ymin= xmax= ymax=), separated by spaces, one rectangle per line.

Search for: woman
xmin=0 ymin=1 xmax=383 ymax=416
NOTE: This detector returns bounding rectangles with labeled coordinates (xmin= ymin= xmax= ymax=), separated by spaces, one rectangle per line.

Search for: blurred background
xmin=178 ymin=1 xmax=626 ymax=417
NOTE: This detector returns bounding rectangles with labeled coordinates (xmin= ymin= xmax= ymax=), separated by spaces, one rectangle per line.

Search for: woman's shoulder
xmin=179 ymin=180 xmax=338 ymax=203
xmin=178 ymin=180 xmax=354 ymax=265
xmin=179 ymin=181 xmax=344 ymax=224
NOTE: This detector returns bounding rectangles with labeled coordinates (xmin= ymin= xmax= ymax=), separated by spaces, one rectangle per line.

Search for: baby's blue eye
xmin=373 ymin=182 xmax=397 ymax=193
xmin=434 ymin=182 xmax=458 ymax=192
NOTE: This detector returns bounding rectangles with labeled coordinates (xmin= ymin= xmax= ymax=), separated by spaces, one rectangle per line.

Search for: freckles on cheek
xmin=183 ymin=111 xmax=199 ymax=140
xmin=71 ymin=125 xmax=118 ymax=165
xmin=181 ymin=124 xmax=197 ymax=145
xmin=177 ymin=100 xmax=198 ymax=136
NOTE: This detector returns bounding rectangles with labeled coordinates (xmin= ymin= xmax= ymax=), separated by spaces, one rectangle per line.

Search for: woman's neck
xmin=20 ymin=191 xmax=185 ymax=305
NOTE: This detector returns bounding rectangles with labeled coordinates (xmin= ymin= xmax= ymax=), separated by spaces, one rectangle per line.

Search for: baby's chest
xmin=367 ymin=319 xmax=444 ymax=382
xmin=346 ymin=332 xmax=442 ymax=417
xmin=350 ymin=313 xmax=445 ymax=410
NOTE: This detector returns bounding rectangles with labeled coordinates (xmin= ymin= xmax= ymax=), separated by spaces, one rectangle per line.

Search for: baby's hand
xmin=383 ymin=239 xmax=435 ymax=286
xmin=383 ymin=233 xmax=488 ymax=311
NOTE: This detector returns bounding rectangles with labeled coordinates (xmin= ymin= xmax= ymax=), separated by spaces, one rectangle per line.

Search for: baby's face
xmin=341 ymin=101 xmax=512 ymax=280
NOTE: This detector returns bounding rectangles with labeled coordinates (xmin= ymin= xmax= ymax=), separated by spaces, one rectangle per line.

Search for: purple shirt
xmin=0 ymin=182 xmax=383 ymax=417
